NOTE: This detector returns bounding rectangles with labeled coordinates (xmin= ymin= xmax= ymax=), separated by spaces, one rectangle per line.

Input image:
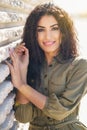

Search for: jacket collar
xmin=54 ymin=53 xmax=75 ymax=64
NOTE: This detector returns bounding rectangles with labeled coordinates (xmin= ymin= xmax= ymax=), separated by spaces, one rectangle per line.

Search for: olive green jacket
xmin=15 ymin=56 xmax=87 ymax=130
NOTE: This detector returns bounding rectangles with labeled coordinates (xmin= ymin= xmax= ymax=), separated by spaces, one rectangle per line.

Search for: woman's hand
xmin=15 ymin=43 xmax=29 ymax=83
xmin=6 ymin=44 xmax=47 ymax=108
xmin=15 ymin=43 xmax=29 ymax=70
xmin=6 ymin=44 xmax=29 ymax=89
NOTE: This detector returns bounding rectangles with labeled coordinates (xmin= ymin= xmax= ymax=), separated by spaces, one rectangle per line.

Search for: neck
xmin=45 ymin=51 xmax=58 ymax=65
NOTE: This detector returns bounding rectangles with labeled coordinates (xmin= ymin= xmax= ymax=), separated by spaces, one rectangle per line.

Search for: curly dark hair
xmin=22 ymin=3 xmax=79 ymax=88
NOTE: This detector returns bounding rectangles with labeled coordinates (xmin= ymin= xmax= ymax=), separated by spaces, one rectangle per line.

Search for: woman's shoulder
xmin=71 ymin=56 xmax=87 ymax=69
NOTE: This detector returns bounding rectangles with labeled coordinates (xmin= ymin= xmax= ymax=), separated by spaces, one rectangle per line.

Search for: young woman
xmin=6 ymin=3 xmax=87 ymax=130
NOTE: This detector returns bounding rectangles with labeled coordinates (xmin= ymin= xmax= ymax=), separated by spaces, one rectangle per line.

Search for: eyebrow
xmin=37 ymin=24 xmax=59 ymax=28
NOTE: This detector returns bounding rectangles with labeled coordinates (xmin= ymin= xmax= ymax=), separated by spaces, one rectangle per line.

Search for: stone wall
xmin=0 ymin=0 xmax=52 ymax=129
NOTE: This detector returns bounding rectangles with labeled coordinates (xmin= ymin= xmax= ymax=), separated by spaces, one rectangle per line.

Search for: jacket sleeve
xmin=42 ymin=59 xmax=87 ymax=120
xmin=14 ymin=102 xmax=33 ymax=123
xmin=14 ymin=102 xmax=42 ymax=123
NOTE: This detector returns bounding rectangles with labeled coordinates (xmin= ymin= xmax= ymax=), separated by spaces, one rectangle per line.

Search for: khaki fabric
xmin=15 ymin=55 xmax=87 ymax=130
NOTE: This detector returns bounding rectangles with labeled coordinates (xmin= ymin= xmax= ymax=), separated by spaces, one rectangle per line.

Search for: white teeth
xmin=44 ymin=41 xmax=54 ymax=45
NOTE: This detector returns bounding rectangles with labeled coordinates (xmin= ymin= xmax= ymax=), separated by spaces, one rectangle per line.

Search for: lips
xmin=43 ymin=41 xmax=55 ymax=46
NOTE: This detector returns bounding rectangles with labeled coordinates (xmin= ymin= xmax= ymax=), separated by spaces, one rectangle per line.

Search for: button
xmin=49 ymin=64 xmax=52 ymax=67
xmin=47 ymin=117 xmax=50 ymax=119
xmin=45 ymin=88 xmax=47 ymax=90
xmin=31 ymin=79 xmax=34 ymax=83
xmin=44 ymin=74 xmax=47 ymax=78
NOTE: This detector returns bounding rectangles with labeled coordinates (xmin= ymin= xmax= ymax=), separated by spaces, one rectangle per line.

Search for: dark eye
xmin=52 ymin=27 xmax=59 ymax=31
xmin=37 ymin=28 xmax=44 ymax=32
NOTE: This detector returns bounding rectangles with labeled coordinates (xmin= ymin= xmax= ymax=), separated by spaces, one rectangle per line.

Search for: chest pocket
xmin=48 ymin=73 xmax=67 ymax=95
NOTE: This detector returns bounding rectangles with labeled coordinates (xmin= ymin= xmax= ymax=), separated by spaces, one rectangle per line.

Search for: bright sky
xmin=53 ymin=0 xmax=87 ymax=14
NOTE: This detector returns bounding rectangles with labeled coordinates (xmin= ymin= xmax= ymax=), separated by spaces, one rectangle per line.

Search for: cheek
xmin=37 ymin=33 xmax=44 ymax=43
xmin=53 ymin=31 xmax=61 ymax=38
xmin=59 ymin=36 xmax=62 ymax=43
xmin=58 ymin=33 xmax=62 ymax=43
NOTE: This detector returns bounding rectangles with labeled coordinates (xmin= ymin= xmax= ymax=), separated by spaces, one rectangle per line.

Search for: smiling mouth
xmin=43 ymin=41 xmax=55 ymax=46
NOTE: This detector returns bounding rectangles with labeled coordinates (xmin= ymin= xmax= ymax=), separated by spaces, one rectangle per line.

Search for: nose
xmin=45 ymin=30 xmax=52 ymax=40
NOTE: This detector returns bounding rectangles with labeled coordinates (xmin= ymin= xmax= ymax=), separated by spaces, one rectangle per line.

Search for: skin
xmin=37 ymin=15 xmax=62 ymax=64
xmin=6 ymin=15 xmax=62 ymax=109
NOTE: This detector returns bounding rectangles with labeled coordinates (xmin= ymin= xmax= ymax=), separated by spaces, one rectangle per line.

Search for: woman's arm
xmin=15 ymin=91 xmax=29 ymax=104
xmin=15 ymin=44 xmax=30 ymax=104
xmin=17 ymin=84 xmax=47 ymax=109
xmin=6 ymin=46 xmax=47 ymax=109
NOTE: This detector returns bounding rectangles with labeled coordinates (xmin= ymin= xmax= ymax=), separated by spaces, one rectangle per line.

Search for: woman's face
xmin=36 ymin=15 xmax=62 ymax=55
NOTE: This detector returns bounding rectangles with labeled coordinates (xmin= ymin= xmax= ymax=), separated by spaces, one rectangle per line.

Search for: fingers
xmin=5 ymin=48 xmax=16 ymax=71
xmin=12 ymin=51 xmax=20 ymax=67
xmin=15 ymin=43 xmax=25 ymax=53
xmin=15 ymin=43 xmax=29 ymax=57
xmin=5 ymin=60 xmax=13 ymax=74
xmin=8 ymin=48 xmax=19 ymax=68
xmin=23 ymin=46 xmax=29 ymax=56
xmin=5 ymin=60 xmax=12 ymax=69
xmin=7 ymin=43 xmax=29 ymax=71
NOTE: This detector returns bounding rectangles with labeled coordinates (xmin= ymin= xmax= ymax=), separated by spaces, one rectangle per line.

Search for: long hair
xmin=22 ymin=3 xmax=79 ymax=88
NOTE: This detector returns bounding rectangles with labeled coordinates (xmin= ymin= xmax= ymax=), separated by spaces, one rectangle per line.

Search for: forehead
xmin=37 ymin=15 xmax=58 ymax=26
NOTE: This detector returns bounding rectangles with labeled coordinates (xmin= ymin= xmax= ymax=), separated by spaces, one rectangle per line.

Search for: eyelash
xmin=37 ymin=29 xmax=44 ymax=32
xmin=37 ymin=27 xmax=59 ymax=32
xmin=52 ymin=27 xmax=59 ymax=30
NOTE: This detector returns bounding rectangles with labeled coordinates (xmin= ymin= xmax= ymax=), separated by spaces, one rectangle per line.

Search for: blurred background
xmin=53 ymin=0 xmax=87 ymax=58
